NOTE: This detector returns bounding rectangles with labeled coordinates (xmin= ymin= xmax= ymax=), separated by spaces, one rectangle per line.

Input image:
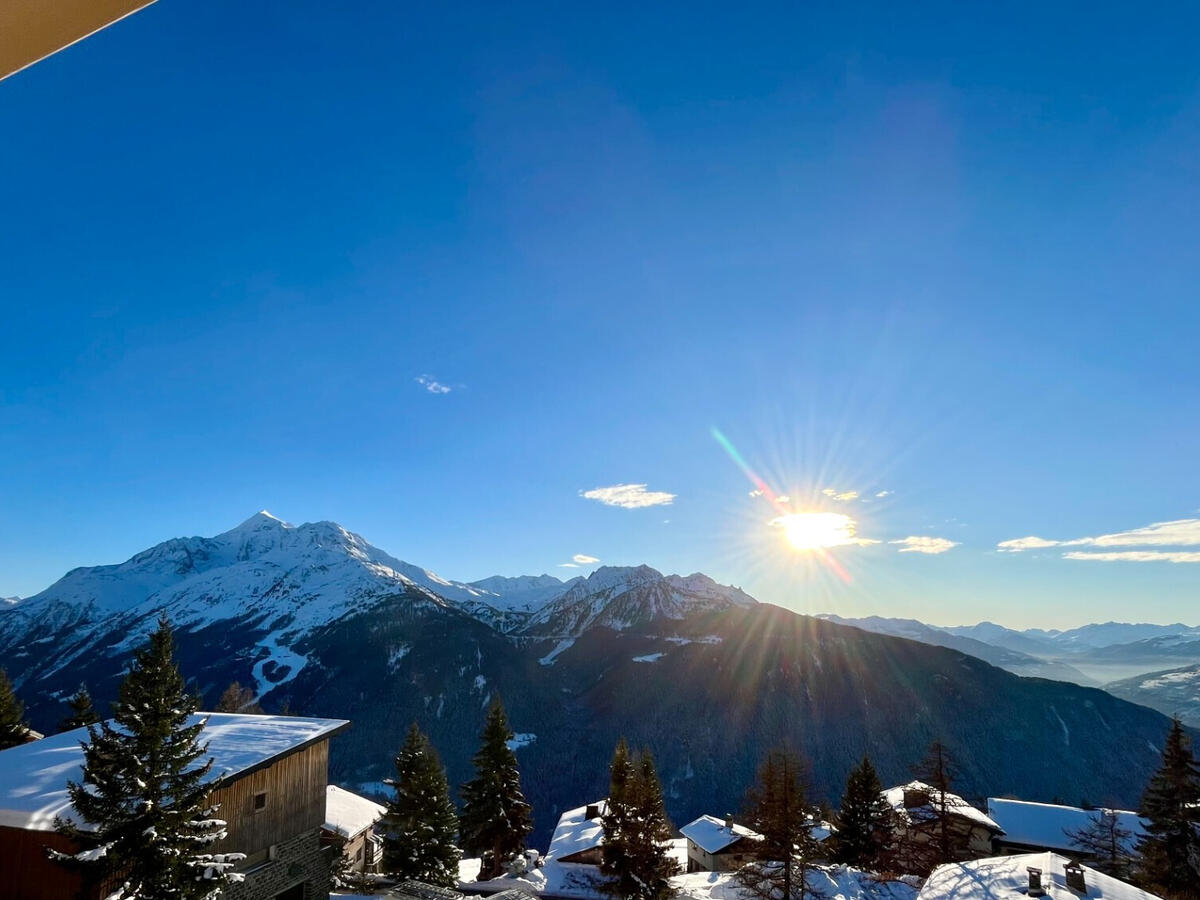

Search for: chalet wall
xmin=0 ymin=826 xmax=95 ymax=900
xmin=225 ymin=827 xmax=332 ymax=900
xmin=211 ymin=741 xmax=328 ymax=857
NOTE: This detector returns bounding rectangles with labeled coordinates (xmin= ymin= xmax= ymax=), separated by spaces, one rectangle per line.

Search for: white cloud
xmin=1063 ymin=551 xmax=1200 ymax=563
xmin=416 ymin=375 xmax=452 ymax=394
xmin=580 ymin=483 xmax=676 ymax=509
xmin=557 ymin=562 xmax=580 ymax=568
xmin=875 ymin=490 xmax=892 ymax=498
xmin=822 ymin=488 xmax=860 ymax=501
xmin=889 ymin=536 xmax=960 ymax=555
xmin=572 ymin=554 xmax=600 ymax=564
xmin=748 ymin=489 xmax=763 ymax=498
xmin=997 ymin=536 xmax=1062 ymax=552
xmin=776 ymin=495 xmax=791 ymax=504
xmin=999 ymin=519 xmax=1200 ymax=553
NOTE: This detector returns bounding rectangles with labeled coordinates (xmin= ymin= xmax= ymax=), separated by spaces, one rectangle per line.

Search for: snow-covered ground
xmin=457 ymin=854 xmax=904 ymax=900
xmin=674 ymin=867 xmax=921 ymax=900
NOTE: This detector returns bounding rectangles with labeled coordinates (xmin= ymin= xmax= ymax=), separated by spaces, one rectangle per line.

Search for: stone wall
xmin=225 ymin=827 xmax=331 ymax=900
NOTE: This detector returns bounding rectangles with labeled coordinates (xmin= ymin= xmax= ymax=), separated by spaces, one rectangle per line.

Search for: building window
xmin=355 ymin=846 xmax=364 ymax=861
xmin=254 ymin=791 xmax=268 ymax=812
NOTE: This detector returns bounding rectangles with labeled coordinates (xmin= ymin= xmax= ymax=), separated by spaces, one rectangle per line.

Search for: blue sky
xmin=2 ymin=1 xmax=1198 ymax=627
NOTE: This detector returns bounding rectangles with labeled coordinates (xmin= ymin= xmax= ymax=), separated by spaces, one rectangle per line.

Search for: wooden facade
xmin=210 ymin=740 xmax=328 ymax=857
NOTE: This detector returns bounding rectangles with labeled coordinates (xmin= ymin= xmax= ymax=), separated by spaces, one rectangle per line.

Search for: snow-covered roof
xmin=919 ymin=853 xmax=1163 ymax=900
xmin=986 ymin=799 xmax=1148 ymax=853
xmin=885 ymin=782 xmax=1002 ymax=833
xmin=324 ymin=784 xmax=386 ymax=838
xmin=548 ymin=800 xmax=608 ymax=861
xmin=681 ymin=815 xmax=762 ymax=854
xmin=0 ymin=712 xmax=349 ymax=831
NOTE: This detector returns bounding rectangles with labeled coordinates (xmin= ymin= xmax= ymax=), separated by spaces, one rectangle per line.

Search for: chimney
xmin=1065 ymin=861 xmax=1086 ymax=894
xmin=726 ymin=814 xmax=735 ymax=831
xmin=585 ymin=804 xmax=600 ymax=820
xmin=1027 ymin=868 xmax=1044 ymax=897
xmin=903 ymin=788 xmax=929 ymax=809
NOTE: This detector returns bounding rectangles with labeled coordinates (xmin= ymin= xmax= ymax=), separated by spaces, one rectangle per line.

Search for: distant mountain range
xmin=822 ymin=615 xmax=1200 ymax=685
xmin=0 ymin=513 xmax=1188 ymax=846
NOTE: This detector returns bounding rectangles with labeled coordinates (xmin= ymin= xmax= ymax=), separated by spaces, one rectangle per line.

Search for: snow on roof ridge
xmin=681 ymin=814 xmax=762 ymax=854
xmin=921 ymin=852 xmax=1164 ymax=900
xmin=324 ymin=784 xmax=386 ymax=838
xmin=0 ymin=713 xmax=349 ymax=832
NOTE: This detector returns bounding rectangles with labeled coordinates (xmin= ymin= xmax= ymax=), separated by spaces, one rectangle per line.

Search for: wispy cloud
xmin=822 ymin=488 xmax=860 ymax=501
xmin=997 ymin=536 xmax=1062 ymax=552
xmin=748 ymin=489 xmax=763 ymax=498
xmin=572 ymin=554 xmax=600 ymax=564
xmin=558 ymin=563 xmax=580 ymax=568
xmin=999 ymin=519 xmax=1200 ymax=553
xmin=415 ymin=374 xmax=452 ymax=394
xmin=875 ymin=490 xmax=892 ymax=498
xmin=890 ymin=536 xmax=960 ymax=555
xmin=1064 ymin=551 xmax=1200 ymax=563
xmin=580 ymin=483 xmax=676 ymax=509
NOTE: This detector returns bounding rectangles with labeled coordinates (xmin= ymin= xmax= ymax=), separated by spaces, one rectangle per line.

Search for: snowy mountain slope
xmin=1105 ymin=663 xmax=1200 ymax=728
xmin=1050 ymin=622 xmax=1200 ymax=649
xmin=468 ymin=574 xmax=584 ymax=612
xmin=0 ymin=512 xmax=482 ymax=699
xmin=521 ymin=566 xmax=756 ymax=638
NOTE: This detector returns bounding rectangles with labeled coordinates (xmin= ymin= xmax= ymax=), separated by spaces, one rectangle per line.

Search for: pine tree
xmin=460 ymin=698 xmax=533 ymax=880
xmin=1064 ymin=809 xmax=1135 ymax=880
xmin=601 ymin=742 xmax=678 ymax=899
xmin=834 ymin=756 xmax=893 ymax=870
xmin=381 ymin=722 xmax=461 ymax=886
xmin=58 ymin=684 xmax=100 ymax=733
xmin=737 ymin=749 xmax=822 ymax=900
xmin=52 ymin=616 xmax=243 ymax=899
xmin=1136 ymin=717 xmax=1200 ymax=899
xmin=0 ymin=667 xmax=30 ymax=750
xmin=214 ymin=681 xmax=264 ymax=714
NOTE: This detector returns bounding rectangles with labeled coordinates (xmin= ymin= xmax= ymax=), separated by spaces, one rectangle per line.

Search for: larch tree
xmin=381 ymin=722 xmax=461 ymax=886
xmin=0 ymin=667 xmax=30 ymax=750
xmin=459 ymin=698 xmax=533 ymax=880
xmin=1136 ymin=717 xmax=1200 ymax=899
xmin=214 ymin=681 xmax=263 ymax=714
xmin=601 ymin=741 xmax=677 ymax=899
xmin=891 ymin=739 xmax=968 ymax=875
xmin=52 ymin=615 xmax=243 ymax=900
xmin=58 ymin=683 xmax=100 ymax=733
xmin=737 ymin=749 xmax=822 ymax=900
xmin=833 ymin=756 xmax=893 ymax=870
xmin=1065 ymin=809 xmax=1136 ymax=880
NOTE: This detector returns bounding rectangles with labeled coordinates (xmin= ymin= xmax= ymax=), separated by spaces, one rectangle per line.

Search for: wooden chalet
xmin=0 ymin=712 xmax=348 ymax=900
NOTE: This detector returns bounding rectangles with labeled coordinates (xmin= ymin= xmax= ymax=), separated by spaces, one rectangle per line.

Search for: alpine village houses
xmin=0 ymin=713 xmax=349 ymax=900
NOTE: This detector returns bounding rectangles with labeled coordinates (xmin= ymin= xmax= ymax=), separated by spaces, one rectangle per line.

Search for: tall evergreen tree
xmin=58 ymin=683 xmax=100 ymax=733
xmin=1065 ymin=809 xmax=1136 ymax=880
xmin=601 ymin=742 xmax=678 ymax=899
xmin=0 ymin=667 xmax=30 ymax=750
xmin=381 ymin=722 xmax=461 ymax=886
xmin=1136 ymin=717 xmax=1200 ymax=899
xmin=833 ymin=756 xmax=893 ymax=870
xmin=737 ymin=749 xmax=822 ymax=900
xmin=52 ymin=616 xmax=243 ymax=900
xmin=460 ymin=699 xmax=533 ymax=880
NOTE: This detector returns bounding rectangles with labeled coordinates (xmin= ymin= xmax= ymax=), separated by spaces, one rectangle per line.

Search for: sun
xmin=773 ymin=512 xmax=862 ymax=551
